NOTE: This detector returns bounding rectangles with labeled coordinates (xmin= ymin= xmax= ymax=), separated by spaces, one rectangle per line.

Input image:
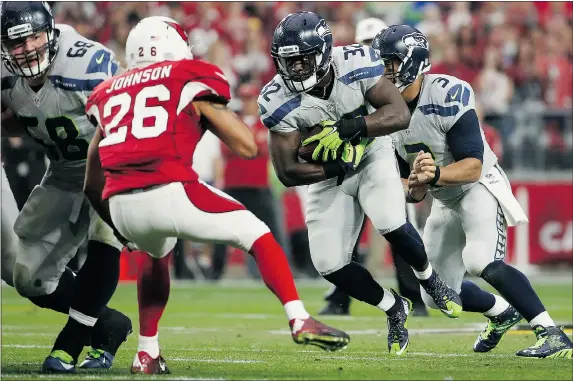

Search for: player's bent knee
xmin=420 ymin=287 xmax=439 ymax=310
xmin=310 ymin=253 xmax=349 ymax=276
xmin=462 ymin=245 xmax=493 ymax=277
xmin=239 ymin=212 xmax=271 ymax=252
xmin=13 ymin=263 xmax=51 ymax=297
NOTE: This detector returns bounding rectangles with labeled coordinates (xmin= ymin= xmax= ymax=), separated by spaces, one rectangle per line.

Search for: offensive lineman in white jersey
xmin=1 ymin=2 xmax=131 ymax=372
xmin=373 ymin=25 xmax=573 ymax=359
xmin=259 ymin=11 xmax=462 ymax=356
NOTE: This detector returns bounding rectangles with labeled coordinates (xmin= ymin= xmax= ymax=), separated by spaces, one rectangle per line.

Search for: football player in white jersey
xmin=373 ymin=25 xmax=573 ymax=359
xmin=259 ymin=11 xmax=463 ymax=356
xmin=319 ymin=17 xmax=429 ymax=318
xmin=1 ymin=2 xmax=132 ymax=372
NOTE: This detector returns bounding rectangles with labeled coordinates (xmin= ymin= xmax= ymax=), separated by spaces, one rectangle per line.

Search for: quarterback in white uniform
xmin=373 ymin=24 xmax=572 ymax=359
xmin=259 ymin=11 xmax=463 ymax=356
xmin=1 ymin=1 xmax=131 ymax=372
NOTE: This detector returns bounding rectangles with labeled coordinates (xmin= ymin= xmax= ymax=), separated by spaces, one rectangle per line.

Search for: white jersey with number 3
xmin=1 ymin=24 xmax=120 ymax=187
xmin=392 ymin=74 xmax=498 ymax=203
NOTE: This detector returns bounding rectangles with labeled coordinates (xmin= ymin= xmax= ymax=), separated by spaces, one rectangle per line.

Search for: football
xmin=297 ymin=125 xmax=323 ymax=162
xmin=298 ymin=125 xmax=343 ymax=163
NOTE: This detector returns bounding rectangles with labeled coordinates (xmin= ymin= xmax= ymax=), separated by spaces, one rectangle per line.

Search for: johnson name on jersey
xmin=1 ymin=24 xmax=120 ymax=186
xmin=86 ymin=59 xmax=231 ymax=199
xmin=392 ymin=74 xmax=498 ymax=202
xmin=258 ymin=44 xmax=385 ymax=138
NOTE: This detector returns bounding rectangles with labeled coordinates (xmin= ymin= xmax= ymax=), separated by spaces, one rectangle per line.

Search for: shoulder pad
xmin=257 ymin=76 xmax=300 ymax=132
xmin=418 ymin=74 xmax=475 ymax=119
xmin=49 ymin=27 xmax=120 ymax=92
xmin=332 ymin=44 xmax=384 ymax=86
xmin=176 ymin=59 xmax=231 ymax=102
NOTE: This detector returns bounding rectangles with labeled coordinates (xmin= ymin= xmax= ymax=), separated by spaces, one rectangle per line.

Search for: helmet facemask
xmin=274 ymin=48 xmax=330 ymax=93
xmin=381 ymin=50 xmax=430 ymax=93
xmin=1 ymin=27 xmax=58 ymax=78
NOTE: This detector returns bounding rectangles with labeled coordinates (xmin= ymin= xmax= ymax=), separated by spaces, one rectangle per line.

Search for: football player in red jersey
xmin=83 ymin=16 xmax=350 ymax=374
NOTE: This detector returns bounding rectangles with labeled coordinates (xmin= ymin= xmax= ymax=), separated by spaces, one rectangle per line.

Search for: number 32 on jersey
xmin=89 ymin=84 xmax=170 ymax=146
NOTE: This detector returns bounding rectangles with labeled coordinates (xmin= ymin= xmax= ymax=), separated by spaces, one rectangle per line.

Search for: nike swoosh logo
xmin=451 ymin=88 xmax=459 ymax=100
xmin=441 ymin=308 xmax=454 ymax=315
xmin=60 ymin=362 xmax=74 ymax=370
xmin=95 ymin=53 xmax=105 ymax=65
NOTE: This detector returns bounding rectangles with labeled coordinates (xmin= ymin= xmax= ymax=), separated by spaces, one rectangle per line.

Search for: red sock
xmin=249 ymin=233 xmax=300 ymax=304
xmin=136 ymin=251 xmax=171 ymax=337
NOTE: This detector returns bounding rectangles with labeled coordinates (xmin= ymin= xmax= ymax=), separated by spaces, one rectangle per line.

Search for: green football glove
xmin=339 ymin=138 xmax=373 ymax=172
xmin=302 ymin=120 xmax=345 ymax=162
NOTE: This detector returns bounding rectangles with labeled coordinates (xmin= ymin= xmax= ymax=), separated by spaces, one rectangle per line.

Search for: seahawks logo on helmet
xmin=315 ymin=19 xmax=332 ymax=41
xmin=402 ymin=33 xmax=429 ymax=50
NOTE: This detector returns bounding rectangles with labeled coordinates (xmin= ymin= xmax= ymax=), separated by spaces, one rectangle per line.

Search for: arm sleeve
xmin=445 ymin=109 xmax=484 ymax=163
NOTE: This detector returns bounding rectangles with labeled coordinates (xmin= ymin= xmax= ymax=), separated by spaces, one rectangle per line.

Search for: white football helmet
xmin=125 ymin=16 xmax=192 ymax=70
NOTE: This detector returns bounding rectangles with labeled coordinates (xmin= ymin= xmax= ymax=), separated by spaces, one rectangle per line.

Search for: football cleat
xmin=78 ymin=348 xmax=114 ymax=369
xmin=474 ymin=306 xmax=523 ymax=353
xmin=41 ymin=350 xmax=76 ymax=374
xmin=130 ymin=351 xmax=171 ymax=374
xmin=516 ymin=325 xmax=573 ymax=359
xmin=291 ymin=316 xmax=350 ymax=351
xmin=420 ymin=271 xmax=463 ymax=318
xmin=386 ymin=289 xmax=412 ymax=356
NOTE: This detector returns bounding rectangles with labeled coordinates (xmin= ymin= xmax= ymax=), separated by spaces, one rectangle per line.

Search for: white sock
xmin=377 ymin=289 xmax=396 ymax=312
xmin=529 ymin=312 xmax=555 ymax=328
xmin=284 ymin=300 xmax=310 ymax=321
xmin=138 ymin=334 xmax=160 ymax=358
xmin=412 ymin=263 xmax=433 ymax=281
xmin=483 ymin=295 xmax=510 ymax=317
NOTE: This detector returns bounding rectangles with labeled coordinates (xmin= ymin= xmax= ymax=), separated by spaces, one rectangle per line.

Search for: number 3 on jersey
xmin=97 ymin=84 xmax=170 ymax=146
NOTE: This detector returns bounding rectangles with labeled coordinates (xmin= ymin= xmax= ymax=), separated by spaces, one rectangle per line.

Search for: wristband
xmin=338 ymin=116 xmax=367 ymax=141
xmin=406 ymin=190 xmax=426 ymax=203
xmin=428 ymin=166 xmax=440 ymax=186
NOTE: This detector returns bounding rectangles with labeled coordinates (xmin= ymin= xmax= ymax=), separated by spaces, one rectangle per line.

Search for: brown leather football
xmin=297 ymin=125 xmax=323 ymax=162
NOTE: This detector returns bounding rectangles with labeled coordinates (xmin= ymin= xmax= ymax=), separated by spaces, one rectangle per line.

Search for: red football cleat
xmin=130 ymin=351 xmax=170 ymax=374
xmin=290 ymin=316 xmax=350 ymax=352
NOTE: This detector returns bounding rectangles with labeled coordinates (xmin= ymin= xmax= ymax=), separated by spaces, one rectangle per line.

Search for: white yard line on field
xmin=171 ymin=357 xmax=263 ymax=364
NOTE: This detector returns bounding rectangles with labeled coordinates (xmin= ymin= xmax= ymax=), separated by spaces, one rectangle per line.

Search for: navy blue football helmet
xmin=371 ymin=24 xmax=431 ymax=92
xmin=271 ymin=11 xmax=333 ymax=93
xmin=1 ymin=1 xmax=59 ymax=78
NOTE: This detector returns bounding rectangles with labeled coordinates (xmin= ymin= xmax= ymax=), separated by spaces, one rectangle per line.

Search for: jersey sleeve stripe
xmin=262 ymin=95 xmax=301 ymax=129
xmin=338 ymin=65 xmax=384 ymax=85
xmin=177 ymin=81 xmax=217 ymax=115
xmin=86 ymin=49 xmax=112 ymax=75
xmin=418 ymin=104 xmax=460 ymax=117
xmin=48 ymin=75 xmax=104 ymax=92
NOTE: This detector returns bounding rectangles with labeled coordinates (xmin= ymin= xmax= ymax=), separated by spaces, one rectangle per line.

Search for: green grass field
xmin=2 ymin=276 xmax=572 ymax=380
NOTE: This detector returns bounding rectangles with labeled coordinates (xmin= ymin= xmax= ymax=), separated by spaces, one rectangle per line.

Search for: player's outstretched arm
xmin=83 ymin=128 xmax=116 ymax=230
xmin=193 ymin=101 xmax=257 ymax=159
xmin=363 ymin=76 xmax=411 ymax=137
xmin=269 ymin=130 xmax=342 ymax=187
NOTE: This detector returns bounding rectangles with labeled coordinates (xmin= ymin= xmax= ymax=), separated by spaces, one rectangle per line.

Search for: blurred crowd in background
xmin=2 ymin=2 xmax=572 ymax=279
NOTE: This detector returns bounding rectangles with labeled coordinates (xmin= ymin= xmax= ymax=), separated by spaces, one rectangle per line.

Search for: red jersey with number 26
xmin=86 ymin=59 xmax=230 ymax=200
